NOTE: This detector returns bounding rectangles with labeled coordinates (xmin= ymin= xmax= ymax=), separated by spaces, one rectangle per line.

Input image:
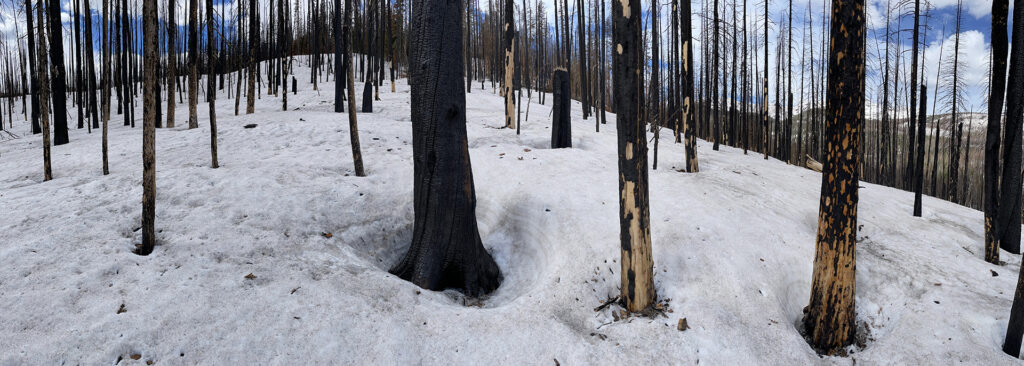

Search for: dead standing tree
xmin=503 ymin=0 xmax=516 ymax=129
xmin=390 ymin=0 xmax=501 ymax=296
xmin=803 ymin=0 xmax=865 ymax=353
xmin=138 ymin=0 xmax=159 ymax=256
xmin=613 ymin=0 xmax=655 ymax=313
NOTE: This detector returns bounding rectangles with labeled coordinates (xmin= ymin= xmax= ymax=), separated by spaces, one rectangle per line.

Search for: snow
xmin=0 ymin=62 xmax=1021 ymax=364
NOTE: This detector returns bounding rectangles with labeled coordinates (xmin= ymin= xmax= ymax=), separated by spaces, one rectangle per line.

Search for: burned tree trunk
xmin=803 ymin=0 xmax=865 ymax=353
xmin=36 ymin=6 xmax=52 ymax=181
xmin=390 ymin=0 xmax=501 ymax=297
xmin=914 ymin=85 xmax=927 ymax=217
xmin=998 ymin=0 xmax=1024 ymax=256
xmin=84 ymin=0 xmax=99 ymax=129
xmin=47 ymin=0 xmax=70 ymax=145
xmin=613 ymin=0 xmax=655 ymax=313
xmin=1005 ymin=5 xmax=1024 ymax=346
xmin=681 ymin=0 xmax=698 ymax=172
xmin=102 ymin=0 xmax=111 ymax=174
xmin=246 ymin=0 xmax=257 ymax=114
xmin=502 ymin=0 xmax=516 ymax=129
xmin=551 ymin=68 xmax=571 ymax=148
xmin=138 ymin=0 xmax=159 ymax=256
xmin=343 ymin=0 xmax=365 ymax=176
xmin=25 ymin=0 xmax=40 ymax=135
xmin=986 ymin=0 xmax=1009 ymax=262
xmin=207 ymin=0 xmax=219 ymax=168
xmin=334 ymin=0 xmax=344 ymax=113
xmin=188 ymin=0 xmax=199 ymax=127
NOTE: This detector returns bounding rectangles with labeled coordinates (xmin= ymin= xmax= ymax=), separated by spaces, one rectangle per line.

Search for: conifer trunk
xmin=613 ymin=0 xmax=655 ymax=313
xmin=803 ymin=0 xmax=865 ymax=353
xmin=390 ymin=0 xmax=501 ymax=296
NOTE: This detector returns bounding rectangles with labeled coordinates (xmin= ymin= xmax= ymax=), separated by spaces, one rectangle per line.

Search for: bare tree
xmin=804 ymin=0 xmax=865 ymax=353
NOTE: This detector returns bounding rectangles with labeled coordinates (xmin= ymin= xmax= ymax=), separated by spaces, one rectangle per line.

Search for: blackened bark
xmin=681 ymin=0 xmax=698 ymax=172
xmin=47 ymin=0 xmax=70 ymax=145
xmin=390 ymin=0 xmax=501 ymax=297
xmin=246 ymin=0 xmax=257 ymax=114
xmin=138 ymin=0 xmax=158 ymax=256
xmin=334 ymin=0 xmax=345 ymax=113
xmin=84 ymin=0 xmax=100 ymax=129
xmin=914 ymin=85 xmax=927 ymax=217
xmin=207 ymin=0 xmax=219 ymax=168
xmin=576 ymin=0 xmax=588 ymax=119
xmin=25 ymin=0 xmax=41 ymax=134
xmin=804 ymin=0 xmax=864 ymax=353
xmin=613 ymin=0 xmax=654 ymax=312
xmin=189 ymin=0 xmax=200 ymax=126
xmin=503 ymin=0 xmax=516 ymax=129
xmin=362 ymin=79 xmax=374 ymax=112
xmin=904 ymin=0 xmax=921 ymax=189
xmin=997 ymin=0 xmax=1024 ymax=256
xmin=1006 ymin=7 xmax=1024 ymax=343
xmin=551 ymin=69 xmax=571 ymax=148
xmin=986 ymin=0 xmax=1009 ymax=262
xmin=37 ymin=5 xmax=52 ymax=181
xmin=344 ymin=0 xmax=365 ymax=176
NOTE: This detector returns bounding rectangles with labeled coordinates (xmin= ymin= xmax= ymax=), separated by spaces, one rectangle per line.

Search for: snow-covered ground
xmin=0 ymin=65 xmax=1021 ymax=365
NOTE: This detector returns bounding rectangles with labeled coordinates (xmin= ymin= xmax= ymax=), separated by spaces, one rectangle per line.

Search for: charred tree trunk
xmin=997 ymin=0 xmax=1024 ymax=256
xmin=986 ymin=0 xmax=1009 ymax=262
xmin=84 ymin=0 xmax=99 ymax=129
xmin=344 ymin=0 xmax=365 ymax=176
xmin=138 ymin=0 xmax=158 ymax=256
xmin=503 ymin=0 xmax=516 ymax=129
xmin=914 ymin=85 xmax=927 ymax=217
xmin=102 ymin=0 xmax=111 ymax=174
xmin=47 ymin=0 xmax=70 ymax=145
xmin=390 ymin=0 xmax=501 ymax=296
xmin=207 ymin=0 xmax=219 ymax=168
xmin=166 ymin=0 xmax=176 ymax=128
xmin=246 ymin=0 xmax=257 ymax=114
xmin=681 ymin=0 xmax=698 ymax=172
xmin=1004 ymin=0 xmax=1024 ymax=343
xmin=803 ymin=0 xmax=864 ymax=353
xmin=25 ymin=0 xmax=41 ymax=134
xmin=576 ymin=0 xmax=589 ymax=119
xmin=613 ymin=0 xmax=654 ymax=313
xmin=334 ymin=0 xmax=345 ymax=113
xmin=188 ymin=0 xmax=199 ymax=127
xmin=1004 ymin=3 xmax=1024 ymax=348
xmin=551 ymin=68 xmax=571 ymax=148
xmin=37 ymin=5 xmax=52 ymax=181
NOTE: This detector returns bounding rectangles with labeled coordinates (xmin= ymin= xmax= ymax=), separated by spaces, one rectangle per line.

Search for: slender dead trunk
xmin=167 ymin=0 xmax=177 ymax=128
xmin=37 ymin=5 xmax=52 ymax=181
xmin=503 ymin=0 xmax=516 ymax=129
xmin=207 ymin=0 xmax=219 ymax=168
xmin=344 ymin=0 xmax=365 ymax=176
xmin=985 ymin=0 xmax=1009 ymax=262
xmin=188 ymin=0 xmax=199 ymax=127
xmin=246 ymin=0 xmax=257 ymax=114
xmin=46 ymin=0 xmax=70 ymax=145
xmin=138 ymin=0 xmax=159 ymax=256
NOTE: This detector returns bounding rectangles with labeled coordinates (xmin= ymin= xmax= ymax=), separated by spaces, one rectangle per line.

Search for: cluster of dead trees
xmin=8 ymin=0 xmax=1024 ymax=358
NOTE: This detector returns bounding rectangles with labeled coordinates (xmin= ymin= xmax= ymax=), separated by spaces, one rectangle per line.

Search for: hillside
xmin=0 ymin=67 xmax=1020 ymax=364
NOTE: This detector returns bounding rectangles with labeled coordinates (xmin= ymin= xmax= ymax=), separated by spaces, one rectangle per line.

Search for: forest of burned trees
xmin=0 ymin=0 xmax=1012 ymax=217
xmin=1 ymin=0 xmax=1024 ymax=353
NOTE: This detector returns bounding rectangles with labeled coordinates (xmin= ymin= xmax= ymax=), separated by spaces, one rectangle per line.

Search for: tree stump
xmin=362 ymin=80 xmax=373 ymax=113
xmin=551 ymin=68 xmax=571 ymax=149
